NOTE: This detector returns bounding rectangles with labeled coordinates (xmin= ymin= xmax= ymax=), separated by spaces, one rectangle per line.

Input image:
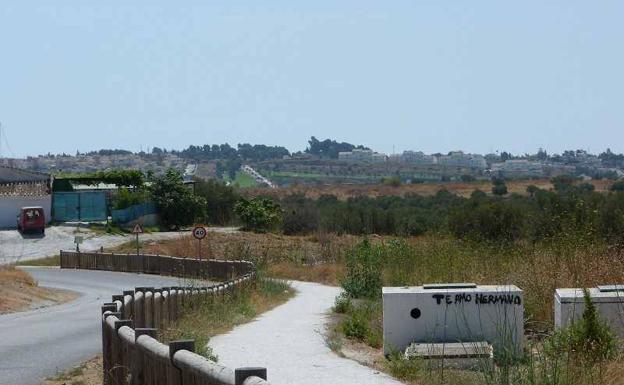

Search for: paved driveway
xmin=0 ymin=267 xmax=202 ymax=385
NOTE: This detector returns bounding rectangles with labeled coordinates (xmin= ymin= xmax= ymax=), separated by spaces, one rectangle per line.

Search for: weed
xmin=333 ymin=294 xmax=353 ymax=314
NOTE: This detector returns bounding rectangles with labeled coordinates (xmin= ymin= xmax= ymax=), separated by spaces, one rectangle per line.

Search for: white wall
xmin=0 ymin=195 xmax=52 ymax=228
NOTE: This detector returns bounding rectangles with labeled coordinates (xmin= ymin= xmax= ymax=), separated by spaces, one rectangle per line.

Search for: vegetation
xmin=149 ymin=170 xmax=206 ymax=229
xmin=305 ymin=136 xmax=369 ymax=159
xmin=194 ymin=178 xmax=240 ymax=225
xmin=330 ymin=239 xmax=623 ymax=385
xmin=111 ymin=187 xmax=150 ymax=209
xmin=234 ymin=197 xmax=282 ymax=232
xmin=159 ymin=278 xmax=293 ymax=360
xmin=176 ymin=143 xmax=289 ymax=162
xmin=54 ymin=169 xmax=145 ymax=188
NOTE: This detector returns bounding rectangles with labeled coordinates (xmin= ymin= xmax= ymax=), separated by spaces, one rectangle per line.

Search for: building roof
xmin=0 ymin=166 xmax=50 ymax=184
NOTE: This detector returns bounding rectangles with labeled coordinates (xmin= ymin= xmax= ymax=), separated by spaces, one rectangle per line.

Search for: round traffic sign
xmin=192 ymin=226 xmax=207 ymax=240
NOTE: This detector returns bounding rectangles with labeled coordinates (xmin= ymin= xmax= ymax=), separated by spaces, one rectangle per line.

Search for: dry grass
xmin=118 ymin=231 xmax=624 ymax=329
xmin=0 ymin=266 xmax=76 ymax=314
xmin=43 ymin=355 xmax=101 ymax=385
xmin=114 ymin=230 xmax=358 ymax=276
xmin=159 ymin=279 xmax=294 ymax=360
xmin=247 ymin=179 xmax=614 ymax=200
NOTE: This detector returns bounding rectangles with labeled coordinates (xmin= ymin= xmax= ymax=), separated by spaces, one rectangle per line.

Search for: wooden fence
xmin=60 ymin=251 xmax=254 ymax=281
xmin=61 ymin=251 xmax=269 ymax=385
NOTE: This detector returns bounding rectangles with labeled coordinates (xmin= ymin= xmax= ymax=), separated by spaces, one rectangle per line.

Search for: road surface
xmin=0 ymin=267 xmax=199 ymax=385
xmin=209 ymin=281 xmax=404 ymax=385
xmin=0 ymin=226 xmax=238 ymax=265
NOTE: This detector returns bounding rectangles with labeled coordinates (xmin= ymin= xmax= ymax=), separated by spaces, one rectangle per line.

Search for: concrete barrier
xmin=64 ymin=250 xmax=270 ymax=385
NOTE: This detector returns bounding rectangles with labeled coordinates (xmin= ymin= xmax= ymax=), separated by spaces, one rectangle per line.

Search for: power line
xmin=0 ymin=122 xmax=16 ymax=158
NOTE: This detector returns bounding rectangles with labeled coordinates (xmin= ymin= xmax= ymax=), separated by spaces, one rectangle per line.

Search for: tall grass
xmin=337 ymin=237 xmax=624 ymax=385
xmin=158 ymin=278 xmax=293 ymax=360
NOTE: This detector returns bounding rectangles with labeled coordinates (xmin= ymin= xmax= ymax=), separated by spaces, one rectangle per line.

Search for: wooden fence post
xmin=167 ymin=340 xmax=195 ymax=385
xmin=132 ymin=328 xmax=157 ymax=385
xmin=101 ymin=304 xmax=117 ymax=385
xmin=235 ymin=367 xmax=268 ymax=385
xmin=113 ymin=319 xmax=133 ymax=385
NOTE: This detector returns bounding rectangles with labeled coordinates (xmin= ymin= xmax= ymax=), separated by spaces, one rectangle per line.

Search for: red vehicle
xmin=17 ymin=206 xmax=46 ymax=234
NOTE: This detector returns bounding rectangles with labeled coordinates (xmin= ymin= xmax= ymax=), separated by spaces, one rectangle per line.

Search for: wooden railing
xmin=61 ymin=251 xmax=269 ymax=385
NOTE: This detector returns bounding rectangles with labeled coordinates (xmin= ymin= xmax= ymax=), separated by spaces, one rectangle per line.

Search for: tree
xmin=149 ymin=170 xmax=206 ymax=229
xmin=491 ymin=178 xmax=508 ymax=196
xmin=526 ymin=185 xmax=539 ymax=197
xmin=194 ymin=178 xmax=239 ymax=225
xmin=610 ymin=180 xmax=624 ymax=192
xmin=305 ymin=136 xmax=369 ymax=159
xmin=234 ymin=197 xmax=282 ymax=232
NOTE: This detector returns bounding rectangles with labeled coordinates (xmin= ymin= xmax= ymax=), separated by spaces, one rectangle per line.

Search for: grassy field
xmin=144 ymin=230 xmax=624 ymax=385
xmin=221 ymin=171 xmax=259 ymax=188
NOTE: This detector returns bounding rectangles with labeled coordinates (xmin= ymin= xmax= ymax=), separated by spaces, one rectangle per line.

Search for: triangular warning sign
xmin=132 ymin=223 xmax=144 ymax=234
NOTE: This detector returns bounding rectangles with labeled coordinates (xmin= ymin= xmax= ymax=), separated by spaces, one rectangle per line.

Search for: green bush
xmin=149 ymin=169 xmax=206 ymax=229
xmin=194 ymin=179 xmax=239 ymax=225
xmin=546 ymin=288 xmax=617 ymax=362
xmin=333 ymin=294 xmax=353 ymax=314
xmin=341 ymin=312 xmax=369 ymax=340
xmin=234 ymin=197 xmax=282 ymax=232
xmin=112 ymin=187 xmax=150 ymax=209
xmin=340 ymin=239 xmax=383 ymax=299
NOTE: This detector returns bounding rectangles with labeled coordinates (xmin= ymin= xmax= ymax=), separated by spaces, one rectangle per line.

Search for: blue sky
xmin=1 ymin=1 xmax=622 ymax=157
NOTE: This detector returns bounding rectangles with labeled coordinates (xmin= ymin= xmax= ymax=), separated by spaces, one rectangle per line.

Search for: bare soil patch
xmin=247 ymin=178 xmax=614 ymax=200
xmin=0 ymin=266 xmax=77 ymax=314
xmin=43 ymin=355 xmax=102 ymax=385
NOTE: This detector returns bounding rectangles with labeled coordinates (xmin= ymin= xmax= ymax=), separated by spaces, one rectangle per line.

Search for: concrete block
xmin=383 ymin=284 xmax=524 ymax=356
xmin=404 ymin=341 xmax=493 ymax=370
xmin=555 ymin=286 xmax=624 ymax=338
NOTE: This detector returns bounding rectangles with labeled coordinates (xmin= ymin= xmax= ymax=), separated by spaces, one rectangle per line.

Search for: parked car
xmin=17 ymin=206 xmax=46 ymax=234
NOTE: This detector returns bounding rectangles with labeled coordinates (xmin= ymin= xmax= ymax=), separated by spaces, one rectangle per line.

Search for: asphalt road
xmin=0 ymin=267 xmax=200 ymax=385
xmin=0 ymin=226 xmax=186 ymax=265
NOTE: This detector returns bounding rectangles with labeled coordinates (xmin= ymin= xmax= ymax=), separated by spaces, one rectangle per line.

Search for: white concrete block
xmin=383 ymin=283 xmax=524 ymax=356
xmin=404 ymin=341 xmax=493 ymax=370
xmin=554 ymin=286 xmax=624 ymax=338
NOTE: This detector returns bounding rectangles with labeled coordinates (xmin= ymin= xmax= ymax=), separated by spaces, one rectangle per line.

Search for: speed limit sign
xmin=193 ymin=226 xmax=207 ymax=240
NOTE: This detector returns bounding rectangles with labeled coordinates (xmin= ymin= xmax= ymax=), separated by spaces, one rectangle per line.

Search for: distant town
xmin=1 ymin=137 xmax=623 ymax=187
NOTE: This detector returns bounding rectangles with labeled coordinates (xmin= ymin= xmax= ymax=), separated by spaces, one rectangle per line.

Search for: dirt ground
xmin=43 ymin=356 xmax=101 ymax=385
xmin=247 ymin=178 xmax=614 ymax=200
xmin=0 ymin=266 xmax=77 ymax=314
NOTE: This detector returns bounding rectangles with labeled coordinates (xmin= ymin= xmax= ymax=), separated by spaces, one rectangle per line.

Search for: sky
xmin=1 ymin=1 xmax=623 ymax=158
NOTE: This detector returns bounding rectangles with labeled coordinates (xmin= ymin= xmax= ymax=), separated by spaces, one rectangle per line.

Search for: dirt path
xmin=209 ymin=281 xmax=404 ymax=385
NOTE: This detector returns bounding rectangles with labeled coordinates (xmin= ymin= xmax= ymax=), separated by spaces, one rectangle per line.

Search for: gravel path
xmin=209 ymin=281 xmax=404 ymax=385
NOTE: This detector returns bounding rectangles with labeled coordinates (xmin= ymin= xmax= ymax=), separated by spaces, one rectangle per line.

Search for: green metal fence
xmin=52 ymin=191 xmax=108 ymax=222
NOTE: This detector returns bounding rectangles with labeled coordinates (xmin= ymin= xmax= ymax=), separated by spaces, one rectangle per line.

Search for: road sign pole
xmin=136 ymin=233 xmax=139 ymax=256
xmin=197 ymin=239 xmax=202 ymax=261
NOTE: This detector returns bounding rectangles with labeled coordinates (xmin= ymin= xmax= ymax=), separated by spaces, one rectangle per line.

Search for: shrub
xmin=112 ymin=187 xmax=150 ymax=209
xmin=340 ymin=239 xmax=383 ymax=298
xmin=611 ymin=180 xmax=624 ymax=192
xmin=492 ymin=183 xmax=508 ymax=196
xmin=381 ymin=176 xmax=402 ymax=187
xmin=149 ymin=169 xmax=206 ymax=229
xmin=194 ymin=179 xmax=239 ymax=225
xmin=546 ymin=288 xmax=617 ymax=362
xmin=234 ymin=197 xmax=282 ymax=232
xmin=341 ymin=312 xmax=369 ymax=340
xmin=333 ymin=294 xmax=353 ymax=314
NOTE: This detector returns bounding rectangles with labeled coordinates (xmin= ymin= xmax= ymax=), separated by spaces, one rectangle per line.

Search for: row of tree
xmin=119 ymin=169 xmax=624 ymax=245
